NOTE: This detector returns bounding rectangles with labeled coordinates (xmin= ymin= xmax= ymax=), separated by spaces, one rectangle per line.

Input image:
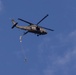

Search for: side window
xmin=32 ymin=27 xmax=35 ymax=29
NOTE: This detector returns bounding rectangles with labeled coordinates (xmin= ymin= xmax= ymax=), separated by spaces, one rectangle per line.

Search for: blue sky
xmin=0 ymin=0 xmax=76 ymax=75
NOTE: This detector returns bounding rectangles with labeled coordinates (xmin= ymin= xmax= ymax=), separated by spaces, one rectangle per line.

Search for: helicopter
xmin=11 ymin=14 xmax=54 ymax=36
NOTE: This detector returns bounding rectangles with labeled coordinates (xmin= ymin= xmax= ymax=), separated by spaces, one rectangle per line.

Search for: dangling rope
xmin=19 ymin=35 xmax=27 ymax=62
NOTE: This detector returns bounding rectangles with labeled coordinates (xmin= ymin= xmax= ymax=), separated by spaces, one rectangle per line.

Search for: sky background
xmin=0 ymin=0 xmax=76 ymax=75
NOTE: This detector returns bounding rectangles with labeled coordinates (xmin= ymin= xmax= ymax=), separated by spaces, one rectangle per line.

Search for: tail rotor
xmin=11 ymin=19 xmax=18 ymax=29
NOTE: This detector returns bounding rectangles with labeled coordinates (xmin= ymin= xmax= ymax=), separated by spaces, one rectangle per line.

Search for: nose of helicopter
xmin=45 ymin=32 xmax=47 ymax=34
xmin=43 ymin=31 xmax=47 ymax=35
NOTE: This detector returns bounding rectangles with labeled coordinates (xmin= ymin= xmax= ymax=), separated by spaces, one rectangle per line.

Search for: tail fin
xmin=11 ymin=19 xmax=18 ymax=29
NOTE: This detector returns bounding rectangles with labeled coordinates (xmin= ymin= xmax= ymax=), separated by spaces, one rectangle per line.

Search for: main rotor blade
xmin=40 ymin=26 xmax=54 ymax=31
xmin=37 ymin=14 xmax=49 ymax=25
xmin=23 ymin=31 xmax=29 ymax=35
xmin=18 ymin=18 xmax=33 ymax=25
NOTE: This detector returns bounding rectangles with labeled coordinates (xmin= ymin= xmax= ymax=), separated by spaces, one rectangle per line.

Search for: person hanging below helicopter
xmin=19 ymin=35 xmax=27 ymax=62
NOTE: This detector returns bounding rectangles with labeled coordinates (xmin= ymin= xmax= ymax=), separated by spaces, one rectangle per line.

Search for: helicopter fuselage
xmin=16 ymin=25 xmax=47 ymax=35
